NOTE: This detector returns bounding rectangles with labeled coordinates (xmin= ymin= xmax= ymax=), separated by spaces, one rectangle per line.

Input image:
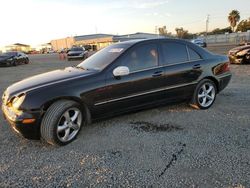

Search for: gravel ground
xmin=0 ymin=48 xmax=249 ymax=187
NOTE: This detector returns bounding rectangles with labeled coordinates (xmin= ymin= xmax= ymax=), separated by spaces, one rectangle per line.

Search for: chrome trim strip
xmin=94 ymin=81 xmax=198 ymax=106
xmin=129 ymin=59 xmax=203 ymax=74
xmin=217 ymin=73 xmax=232 ymax=79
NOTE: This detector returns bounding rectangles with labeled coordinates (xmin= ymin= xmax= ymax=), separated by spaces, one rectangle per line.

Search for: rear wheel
xmin=41 ymin=100 xmax=85 ymax=145
xmin=190 ymin=79 xmax=217 ymax=109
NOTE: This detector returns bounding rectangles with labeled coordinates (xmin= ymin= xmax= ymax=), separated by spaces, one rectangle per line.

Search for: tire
xmin=84 ymin=52 xmax=89 ymax=60
xmin=25 ymin=58 xmax=29 ymax=64
xmin=40 ymin=100 xmax=87 ymax=146
xmin=190 ymin=79 xmax=217 ymax=110
xmin=12 ymin=61 xmax=17 ymax=66
xmin=243 ymin=54 xmax=250 ymax=64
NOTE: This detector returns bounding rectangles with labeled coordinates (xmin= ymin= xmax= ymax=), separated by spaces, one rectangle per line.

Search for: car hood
xmin=229 ymin=45 xmax=250 ymax=53
xmin=5 ymin=67 xmax=97 ymax=97
xmin=68 ymin=51 xmax=83 ymax=55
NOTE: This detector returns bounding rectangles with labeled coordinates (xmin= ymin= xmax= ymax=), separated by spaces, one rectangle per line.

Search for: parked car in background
xmin=191 ymin=38 xmax=207 ymax=48
xmin=67 ymin=47 xmax=88 ymax=61
xmin=47 ymin=49 xmax=56 ymax=54
xmin=0 ymin=52 xmax=29 ymax=67
xmin=228 ymin=45 xmax=250 ymax=64
xmin=2 ymin=39 xmax=231 ymax=145
xmin=27 ymin=50 xmax=40 ymax=55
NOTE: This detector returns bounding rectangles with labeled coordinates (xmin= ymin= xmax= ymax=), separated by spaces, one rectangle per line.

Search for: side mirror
xmin=113 ymin=66 xmax=130 ymax=77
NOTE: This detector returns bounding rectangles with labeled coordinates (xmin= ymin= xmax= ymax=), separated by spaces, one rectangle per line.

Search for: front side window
xmin=121 ymin=43 xmax=158 ymax=72
xmin=161 ymin=42 xmax=188 ymax=65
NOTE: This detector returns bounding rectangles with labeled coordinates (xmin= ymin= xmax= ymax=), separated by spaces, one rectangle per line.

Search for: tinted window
xmin=161 ymin=42 xmax=188 ymax=65
xmin=188 ymin=47 xmax=201 ymax=61
xmin=71 ymin=47 xmax=83 ymax=51
xmin=120 ymin=43 xmax=158 ymax=72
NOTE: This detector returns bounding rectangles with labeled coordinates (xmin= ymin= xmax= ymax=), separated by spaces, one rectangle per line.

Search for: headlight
xmin=12 ymin=94 xmax=26 ymax=109
xmin=237 ymin=49 xmax=249 ymax=56
xmin=7 ymin=58 xmax=14 ymax=61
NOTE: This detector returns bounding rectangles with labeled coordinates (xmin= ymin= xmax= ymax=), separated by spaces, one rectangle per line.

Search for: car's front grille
xmin=67 ymin=52 xmax=82 ymax=56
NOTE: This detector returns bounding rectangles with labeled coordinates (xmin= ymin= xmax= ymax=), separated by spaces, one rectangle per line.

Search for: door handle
xmin=152 ymin=71 xmax=163 ymax=77
xmin=192 ymin=64 xmax=201 ymax=69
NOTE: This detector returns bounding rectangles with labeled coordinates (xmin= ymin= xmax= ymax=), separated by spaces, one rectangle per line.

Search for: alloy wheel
xmin=57 ymin=107 xmax=82 ymax=142
xmin=197 ymin=82 xmax=216 ymax=108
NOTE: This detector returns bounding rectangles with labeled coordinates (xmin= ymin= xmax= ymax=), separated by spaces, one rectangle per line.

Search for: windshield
xmin=4 ymin=52 xmax=17 ymax=56
xmin=77 ymin=44 xmax=129 ymax=71
xmin=70 ymin=47 xmax=83 ymax=51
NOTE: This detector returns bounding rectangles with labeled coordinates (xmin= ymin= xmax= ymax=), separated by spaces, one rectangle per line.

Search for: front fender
xmin=19 ymin=81 xmax=90 ymax=111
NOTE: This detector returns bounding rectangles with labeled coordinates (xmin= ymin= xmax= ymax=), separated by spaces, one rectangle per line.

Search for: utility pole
xmin=205 ymin=14 xmax=210 ymax=42
xmin=155 ymin=26 xmax=159 ymax=37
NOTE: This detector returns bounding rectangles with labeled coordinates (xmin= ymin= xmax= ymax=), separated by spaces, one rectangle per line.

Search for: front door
xmin=94 ymin=42 xmax=166 ymax=116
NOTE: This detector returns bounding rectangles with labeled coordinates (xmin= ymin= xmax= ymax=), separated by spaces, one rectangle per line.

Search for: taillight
xmin=223 ymin=62 xmax=230 ymax=72
xmin=213 ymin=62 xmax=230 ymax=75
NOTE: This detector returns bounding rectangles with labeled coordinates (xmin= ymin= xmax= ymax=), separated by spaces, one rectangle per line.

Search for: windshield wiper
xmin=75 ymin=66 xmax=86 ymax=70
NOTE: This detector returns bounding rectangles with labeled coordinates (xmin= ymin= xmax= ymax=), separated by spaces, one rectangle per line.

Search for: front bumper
xmin=2 ymin=104 xmax=41 ymax=139
xmin=228 ymin=55 xmax=243 ymax=64
xmin=67 ymin=54 xmax=84 ymax=59
xmin=0 ymin=61 xmax=11 ymax=67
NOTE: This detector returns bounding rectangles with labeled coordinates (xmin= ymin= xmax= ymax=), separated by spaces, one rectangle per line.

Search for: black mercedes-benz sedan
xmin=2 ymin=39 xmax=231 ymax=145
xmin=0 ymin=52 xmax=29 ymax=67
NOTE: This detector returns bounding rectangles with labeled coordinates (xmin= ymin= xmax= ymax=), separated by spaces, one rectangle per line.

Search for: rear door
xmin=159 ymin=41 xmax=203 ymax=100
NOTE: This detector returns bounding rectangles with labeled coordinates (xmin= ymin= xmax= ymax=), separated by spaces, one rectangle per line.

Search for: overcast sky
xmin=0 ymin=0 xmax=250 ymax=47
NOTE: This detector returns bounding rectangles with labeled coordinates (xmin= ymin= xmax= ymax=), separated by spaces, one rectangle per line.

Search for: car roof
xmin=116 ymin=38 xmax=204 ymax=46
xmin=112 ymin=38 xmax=213 ymax=59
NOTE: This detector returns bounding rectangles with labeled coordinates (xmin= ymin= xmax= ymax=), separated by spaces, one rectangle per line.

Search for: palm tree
xmin=228 ymin=10 xmax=240 ymax=32
xmin=158 ymin=26 xmax=171 ymax=37
xmin=175 ymin=27 xmax=188 ymax=39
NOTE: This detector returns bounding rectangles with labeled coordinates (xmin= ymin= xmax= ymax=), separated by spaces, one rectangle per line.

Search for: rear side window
xmin=188 ymin=47 xmax=202 ymax=61
xmin=161 ymin=42 xmax=188 ymax=65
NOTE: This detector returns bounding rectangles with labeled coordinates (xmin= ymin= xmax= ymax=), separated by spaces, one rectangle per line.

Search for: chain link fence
xmin=204 ymin=31 xmax=250 ymax=44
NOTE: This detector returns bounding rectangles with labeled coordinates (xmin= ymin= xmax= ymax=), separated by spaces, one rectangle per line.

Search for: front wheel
xmin=190 ymin=79 xmax=217 ymax=109
xmin=41 ymin=100 xmax=84 ymax=145
xmin=243 ymin=54 xmax=250 ymax=64
xmin=12 ymin=60 xmax=17 ymax=66
xmin=25 ymin=58 xmax=29 ymax=64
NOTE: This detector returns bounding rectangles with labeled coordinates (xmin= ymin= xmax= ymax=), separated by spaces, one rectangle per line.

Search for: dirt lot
xmin=0 ymin=47 xmax=250 ymax=187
